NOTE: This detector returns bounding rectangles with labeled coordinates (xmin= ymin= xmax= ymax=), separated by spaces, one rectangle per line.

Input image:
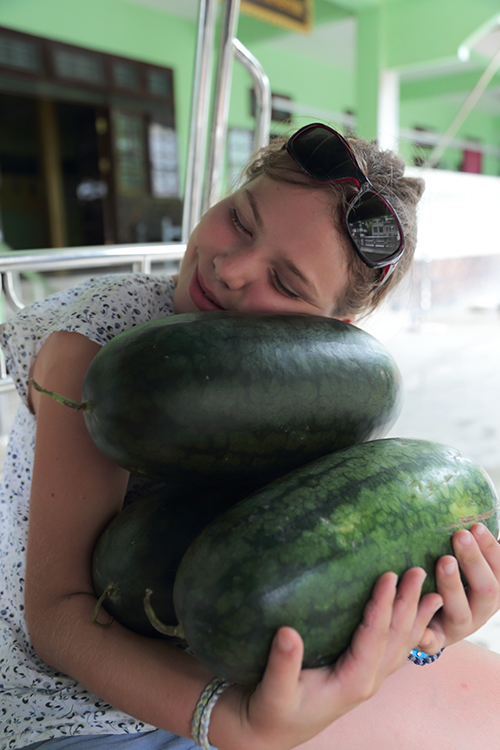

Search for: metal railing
xmin=0 ymin=242 xmax=186 ymax=393
xmin=0 ymin=243 xmax=186 ymax=278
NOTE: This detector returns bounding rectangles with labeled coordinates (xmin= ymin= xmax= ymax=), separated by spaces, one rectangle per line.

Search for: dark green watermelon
xmin=172 ymin=438 xmax=499 ymax=685
xmin=80 ymin=313 xmax=402 ymax=487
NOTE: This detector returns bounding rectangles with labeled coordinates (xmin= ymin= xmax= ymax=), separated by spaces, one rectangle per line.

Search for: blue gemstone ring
xmin=408 ymin=648 xmax=444 ymax=665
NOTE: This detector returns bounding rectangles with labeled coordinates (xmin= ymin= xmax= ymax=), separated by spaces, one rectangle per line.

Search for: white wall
xmin=408 ymin=167 xmax=500 ymax=261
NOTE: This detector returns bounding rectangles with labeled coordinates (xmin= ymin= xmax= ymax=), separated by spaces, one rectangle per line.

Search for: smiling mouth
xmin=189 ymin=269 xmax=225 ymax=311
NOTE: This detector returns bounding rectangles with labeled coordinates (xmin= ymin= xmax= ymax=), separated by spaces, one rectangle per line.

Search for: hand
xmin=416 ymin=523 xmax=500 ymax=655
xmin=226 ymin=568 xmax=442 ymax=750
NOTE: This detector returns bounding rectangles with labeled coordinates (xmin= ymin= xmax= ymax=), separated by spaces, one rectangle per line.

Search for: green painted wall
xmin=0 ymin=0 xmax=498 ymax=187
xmin=355 ymin=7 xmax=383 ymax=141
xmin=386 ymin=0 xmax=500 ymax=70
xmin=0 ymin=0 xmax=195 ymax=67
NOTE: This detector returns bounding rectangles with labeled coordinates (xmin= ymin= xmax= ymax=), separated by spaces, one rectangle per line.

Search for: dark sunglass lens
xmin=347 ymin=192 xmax=402 ymax=264
xmin=291 ymin=128 xmax=356 ymax=182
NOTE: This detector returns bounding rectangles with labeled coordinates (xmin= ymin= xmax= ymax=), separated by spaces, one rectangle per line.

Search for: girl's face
xmin=174 ymin=176 xmax=350 ymax=319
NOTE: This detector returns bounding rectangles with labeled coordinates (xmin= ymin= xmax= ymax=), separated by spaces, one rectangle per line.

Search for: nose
xmin=213 ymin=247 xmax=259 ymax=290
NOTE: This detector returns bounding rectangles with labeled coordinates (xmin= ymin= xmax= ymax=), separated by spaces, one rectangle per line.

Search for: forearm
xmin=31 ymin=589 xmax=214 ymax=740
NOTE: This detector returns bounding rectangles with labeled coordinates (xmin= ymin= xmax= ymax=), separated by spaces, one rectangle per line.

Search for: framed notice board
xmin=241 ymin=0 xmax=312 ymax=33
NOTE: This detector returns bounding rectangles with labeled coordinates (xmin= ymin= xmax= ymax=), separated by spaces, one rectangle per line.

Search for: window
xmin=0 ymin=33 xmax=40 ymax=73
xmin=148 ymin=123 xmax=179 ymax=198
xmin=114 ymin=112 xmax=147 ymax=193
xmin=227 ymin=128 xmax=253 ymax=185
xmin=53 ymin=47 xmax=105 ymax=86
xmin=0 ymin=29 xmax=175 ymax=109
xmin=113 ymin=61 xmax=141 ymax=91
xmin=146 ymin=69 xmax=171 ymax=98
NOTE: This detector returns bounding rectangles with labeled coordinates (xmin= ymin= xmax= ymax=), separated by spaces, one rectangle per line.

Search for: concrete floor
xmin=1 ymin=294 xmax=499 ymax=653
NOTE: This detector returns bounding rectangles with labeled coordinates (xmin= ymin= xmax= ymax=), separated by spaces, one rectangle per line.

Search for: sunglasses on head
xmin=284 ymin=123 xmax=405 ymax=275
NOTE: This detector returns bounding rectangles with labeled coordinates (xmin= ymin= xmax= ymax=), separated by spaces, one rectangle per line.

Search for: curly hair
xmin=238 ymin=129 xmax=425 ymax=319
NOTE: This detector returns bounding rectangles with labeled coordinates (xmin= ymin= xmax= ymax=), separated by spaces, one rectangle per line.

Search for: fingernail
xmin=444 ymin=560 xmax=457 ymax=575
xmin=475 ymin=523 xmax=486 ymax=535
xmin=458 ymin=531 xmax=472 ymax=546
xmin=277 ymin=631 xmax=294 ymax=653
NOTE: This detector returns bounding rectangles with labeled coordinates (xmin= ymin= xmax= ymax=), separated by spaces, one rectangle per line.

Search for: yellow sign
xmin=241 ymin=0 xmax=312 ymax=33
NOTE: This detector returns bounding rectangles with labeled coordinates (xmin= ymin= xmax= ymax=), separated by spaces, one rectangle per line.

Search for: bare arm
xmin=26 ymin=330 xmax=213 ymax=738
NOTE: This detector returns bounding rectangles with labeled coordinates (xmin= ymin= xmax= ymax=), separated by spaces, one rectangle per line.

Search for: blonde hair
xmin=240 ymin=130 xmax=425 ymax=319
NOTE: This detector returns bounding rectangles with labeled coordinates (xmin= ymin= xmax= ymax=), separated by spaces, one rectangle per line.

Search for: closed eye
xmin=271 ymin=270 xmax=301 ymax=300
xmin=231 ymin=205 xmax=301 ymax=300
xmin=229 ymin=207 xmax=252 ymax=237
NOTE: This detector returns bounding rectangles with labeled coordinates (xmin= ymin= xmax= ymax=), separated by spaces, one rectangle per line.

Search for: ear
xmin=330 ymin=314 xmax=352 ymax=323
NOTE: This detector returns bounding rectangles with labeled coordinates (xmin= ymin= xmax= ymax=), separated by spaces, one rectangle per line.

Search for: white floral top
xmin=0 ymin=273 xmax=176 ymax=749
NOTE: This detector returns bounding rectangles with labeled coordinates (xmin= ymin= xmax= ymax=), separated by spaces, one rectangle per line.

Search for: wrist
xmin=192 ymin=677 xmax=234 ymax=749
xmin=202 ymin=681 xmax=250 ymax=750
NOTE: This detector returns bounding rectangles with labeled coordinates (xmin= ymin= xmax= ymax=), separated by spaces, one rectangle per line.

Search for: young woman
xmin=1 ymin=123 xmax=499 ymax=750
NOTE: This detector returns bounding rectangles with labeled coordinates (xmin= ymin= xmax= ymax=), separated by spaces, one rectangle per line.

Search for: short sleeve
xmin=0 ymin=272 xmax=176 ymax=406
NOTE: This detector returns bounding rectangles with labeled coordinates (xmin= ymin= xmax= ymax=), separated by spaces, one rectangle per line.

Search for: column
xmin=378 ymin=68 xmax=400 ymax=152
xmin=37 ymin=98 xmax=67 ymax=248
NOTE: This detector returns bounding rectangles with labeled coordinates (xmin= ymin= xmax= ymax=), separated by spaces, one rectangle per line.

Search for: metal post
xmin=202 ymin=0 xmax=241 ymax=213
xmin=181 ymin=0 xmax=219 ymax=242
xmin=233 ymin=39 xmax=271 ymax=151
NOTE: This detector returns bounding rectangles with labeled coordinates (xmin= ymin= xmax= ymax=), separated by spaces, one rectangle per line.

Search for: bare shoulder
xmin=29 ymin=331 xmax=102 ymax=414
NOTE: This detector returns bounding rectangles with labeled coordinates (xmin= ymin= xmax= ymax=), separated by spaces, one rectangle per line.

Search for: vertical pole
xmin=202 ymin=0 xmax=241 ymax=213
xmin=181 ymin=0 xmax=219 ymax=242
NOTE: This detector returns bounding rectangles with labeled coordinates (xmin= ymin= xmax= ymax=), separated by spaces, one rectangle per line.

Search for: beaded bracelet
xmin=408 ymin=647 xmax=444 ymax=665
xmin=192 ymin=677 xmax=233 ymax=750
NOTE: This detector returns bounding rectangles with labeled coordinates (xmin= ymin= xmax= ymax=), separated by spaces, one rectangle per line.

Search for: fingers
xmin=347 ymin=568 xmax=429 ymax=683
xmin=434 ymin=553 xmax=469 ymax=626
xmin=408 ymin=589 xmax=443 ymax=651
xmin=425 ymin=524 xmax=500 ymax=649
xmin=255 ymin=567 xmax=437 ymax=740
xmin=348 ymin=571 xmax=397 ymax=661
xmin=257 ymin=627 xmax=304 ymax=709
xmin=459 ymin=523 xmax=500 ymax=588
xmin=454 ymin=524 xmax=500 ymax=613
xmin=359 ymin=571 xmax=399 ymax=630
xmin=385 ymin=568 xmax=442 ymax=662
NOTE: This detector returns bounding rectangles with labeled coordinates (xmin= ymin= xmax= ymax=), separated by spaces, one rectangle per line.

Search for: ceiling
xmin=123 ymin=0 xmax=500 ymax=115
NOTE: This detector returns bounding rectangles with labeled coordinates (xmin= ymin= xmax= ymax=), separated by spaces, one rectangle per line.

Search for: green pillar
xmin=355 ymin=7 xmax=384 ymax=141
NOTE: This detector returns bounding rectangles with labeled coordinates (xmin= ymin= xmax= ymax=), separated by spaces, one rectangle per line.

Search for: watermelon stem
xmin=30 ymin=378 xmax=92 ymax=413
xmin=144 ymin=589 xmax=185 ymax=639
xmin=92 ymin=584 xmax=117 ymax=627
